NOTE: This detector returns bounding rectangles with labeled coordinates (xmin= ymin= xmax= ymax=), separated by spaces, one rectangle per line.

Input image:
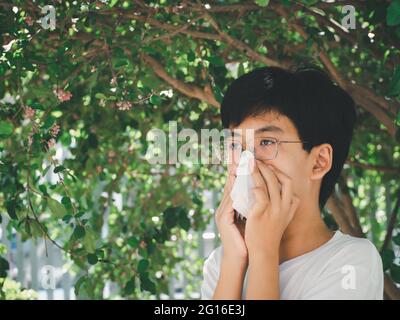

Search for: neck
xmin=279 ymin=202 xmax=334 ymax=264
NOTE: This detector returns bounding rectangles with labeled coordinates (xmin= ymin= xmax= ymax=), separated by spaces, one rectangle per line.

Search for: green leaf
xmin=124 ymin=278 xmax=136 ymax=295
xmin=390 ymin=263 xmax=400 ymax=283
xmin=0 ymin=121 xmax=13 ymax=137
xmin=387 ymin=0 xmax=400 ymax=26
xmin=66 ymin=171 xmax=78 ymax=183
xmin=62 ymin=214 xmax=73 ymax=223
xmin=138 ymin=259 xmax=149 ymax=274
xmin=139 ymin=272 xmax=156 ymax=294
xmin=163 ymin=207 xmax=178 ymax=228
xmin=255 ymin=0 xmax=269 ymax=7
xmin=39 ymin=185 xmax=49 ymax=196
xmin=95 ymin=93 xmax=107 ymax=99
xmin=388 ymin=66 xmax=400 ymax=96
xmin=30 ymin=220 xmax=44 ymax=238
xmin=396 ymin=109 xmax=400 ymax=126
xmin=83 ymin=228 xmax=96 ymax=253
xmin=0 ymin=256 xmax=9 ymax=278
xmin=114 ymin=59 xmax=129 ymax=68
xmin=150 ymin=95 xmax=162 ymax=105
xmin=53 ymin=165 xmax=66 ymax=174
xmin=393 ymin=233 xmax=400 ymax=246
xmin=87 ymin=253 xmax=98 ymax=265
xmin=127 ymin=236 xmax=139 ymax=248
xmin=6 ymin=199 xmax=17 ymax=220
xmin=61 ymin=196 xmax=72 ymax=209
xmin=73 ymin=225 xmax=86 ymax=239
xmin=41 ymin=116 xmax=55 ymax=130
xmin=30 ymin=102 xmax=45 ymax=110
xmin=178 ymin=208 xmax=191 ymax=231
xmin=74 ymin=275 xmax=88 ymax=296
xmin=76 ymin=211 xmax=85 ymax=218
xmin=109 ymin=0 xmax=118 ymax=8
xmin=381 ymin=249 xmax=395 ymax=271
xmin=95 ymin=249 xmax=105 ymax=260
xmin=48 ymin=198 xmax=67 ymax=218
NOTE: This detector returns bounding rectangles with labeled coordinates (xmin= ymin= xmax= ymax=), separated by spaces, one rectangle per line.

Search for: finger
xmin=217 ymin=174 xmax=235 ymax=221
xmin=216 ymin=192 xmax=234 ymax=221
xmin=228 ymin=163 xmax=237 ymax=176
xmin=256 ymin=160 xmax=281 ymax=207
xmin=250 ymin=161 xmax=268 ymax=192
xmin=223 ymin=172 xmax=236 ymax=194
xmin=288 ymin=196 xmax=300 ymax=221
xmin=250 ymin=187 xmax=268 ymax=217
xmin=268 ymin=166 xmax=293 ymax=210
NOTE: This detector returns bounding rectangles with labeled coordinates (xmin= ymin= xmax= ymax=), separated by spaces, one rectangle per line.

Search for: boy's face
xmin=228 ymin=111 xmax=316 ymax=205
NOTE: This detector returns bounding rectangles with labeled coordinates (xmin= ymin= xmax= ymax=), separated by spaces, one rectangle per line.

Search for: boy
xmin=201 ymin=66 xmax=383 ymax=300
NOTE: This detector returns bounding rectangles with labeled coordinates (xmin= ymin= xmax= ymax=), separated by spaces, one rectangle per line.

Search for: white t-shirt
xmin=201 ymin=230 xmax=384 ymax=300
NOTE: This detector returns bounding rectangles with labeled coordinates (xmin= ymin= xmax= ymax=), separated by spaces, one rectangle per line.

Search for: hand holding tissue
xmin=230 ymin=150 xmax=255 ymax=220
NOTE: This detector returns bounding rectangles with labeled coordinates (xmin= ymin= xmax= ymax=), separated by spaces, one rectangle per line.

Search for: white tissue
xmin=230 ymin=150 xmax=255 ymax=219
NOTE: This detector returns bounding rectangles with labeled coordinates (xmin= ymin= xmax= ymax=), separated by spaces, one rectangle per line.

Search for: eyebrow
xmin=230 ymin=125 xmax=284 ymax=137
xmin=255 ymin=125 xmax=284 ymax=134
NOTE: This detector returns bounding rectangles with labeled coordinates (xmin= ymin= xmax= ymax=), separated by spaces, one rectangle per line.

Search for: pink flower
xmin=24 ymin=16 xmax=34 ymax=26
xmin=53 ymin=88 xmax=73 ymax=102
xmin=116 ymin=101 xmax=132 ymax=111
xmin=49 ymin=124 xmax=60 ymax=137
xmin=24 ymin=106 xmax=35 ymax=119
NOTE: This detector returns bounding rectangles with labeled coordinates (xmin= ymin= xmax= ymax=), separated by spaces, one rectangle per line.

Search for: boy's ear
xmin=310 ymin=143 xmax=333 ymax=180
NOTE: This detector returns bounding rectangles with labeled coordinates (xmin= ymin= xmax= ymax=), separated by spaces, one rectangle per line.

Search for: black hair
xmin=220 ymin=65 xmax=357 ymax=209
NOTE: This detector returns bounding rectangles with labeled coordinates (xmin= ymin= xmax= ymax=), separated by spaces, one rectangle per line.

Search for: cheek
xmin=268 ymin=159 xmax=307 ymax=195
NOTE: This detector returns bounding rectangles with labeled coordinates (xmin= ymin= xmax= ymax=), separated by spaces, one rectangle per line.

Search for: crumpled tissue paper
xmin=230 ymin=150 xmax=255 ymax=220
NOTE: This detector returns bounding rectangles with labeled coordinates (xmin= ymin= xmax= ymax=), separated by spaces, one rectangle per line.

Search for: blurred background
xmin=0 ymin=0 xmax=400 ymax=299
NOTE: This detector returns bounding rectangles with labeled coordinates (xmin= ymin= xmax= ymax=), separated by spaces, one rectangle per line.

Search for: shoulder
xmin=322 ymin=231 xmax=383 ymax=285
xmin=302 ymin=231 xmax=384 ymax=299
xmin=331 ymin=231 xmax=382 ymax=269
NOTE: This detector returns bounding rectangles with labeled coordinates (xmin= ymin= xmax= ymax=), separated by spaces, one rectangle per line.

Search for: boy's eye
xmin=259 ymin=139 xmax=275 ymax=146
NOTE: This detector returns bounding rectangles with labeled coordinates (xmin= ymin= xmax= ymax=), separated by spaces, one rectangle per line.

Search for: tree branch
xmin=272 ymin=4 xmax=397 ymax=138
xmin=326 ymin=192 xmax=358 ymax=236
xmin=338 ymin=175 xmax=364 ymax=236
xmin=346 ymin=159 xmax=400 ymax=175
xmin=140 ymin=53 xmax=220 ymax=108
xmin=202 ymin=11 xmax=286 ymax=68
xmin=380 ymin=188 xmax=400 ymax=253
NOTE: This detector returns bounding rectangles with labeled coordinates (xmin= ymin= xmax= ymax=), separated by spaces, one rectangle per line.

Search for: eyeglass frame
xmin=226 ymin=136 xmax=309 ymax=161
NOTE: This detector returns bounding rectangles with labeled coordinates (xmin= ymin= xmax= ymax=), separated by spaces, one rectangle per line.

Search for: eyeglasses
xmin=226 ymin=136 xmax=308 ymax=161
